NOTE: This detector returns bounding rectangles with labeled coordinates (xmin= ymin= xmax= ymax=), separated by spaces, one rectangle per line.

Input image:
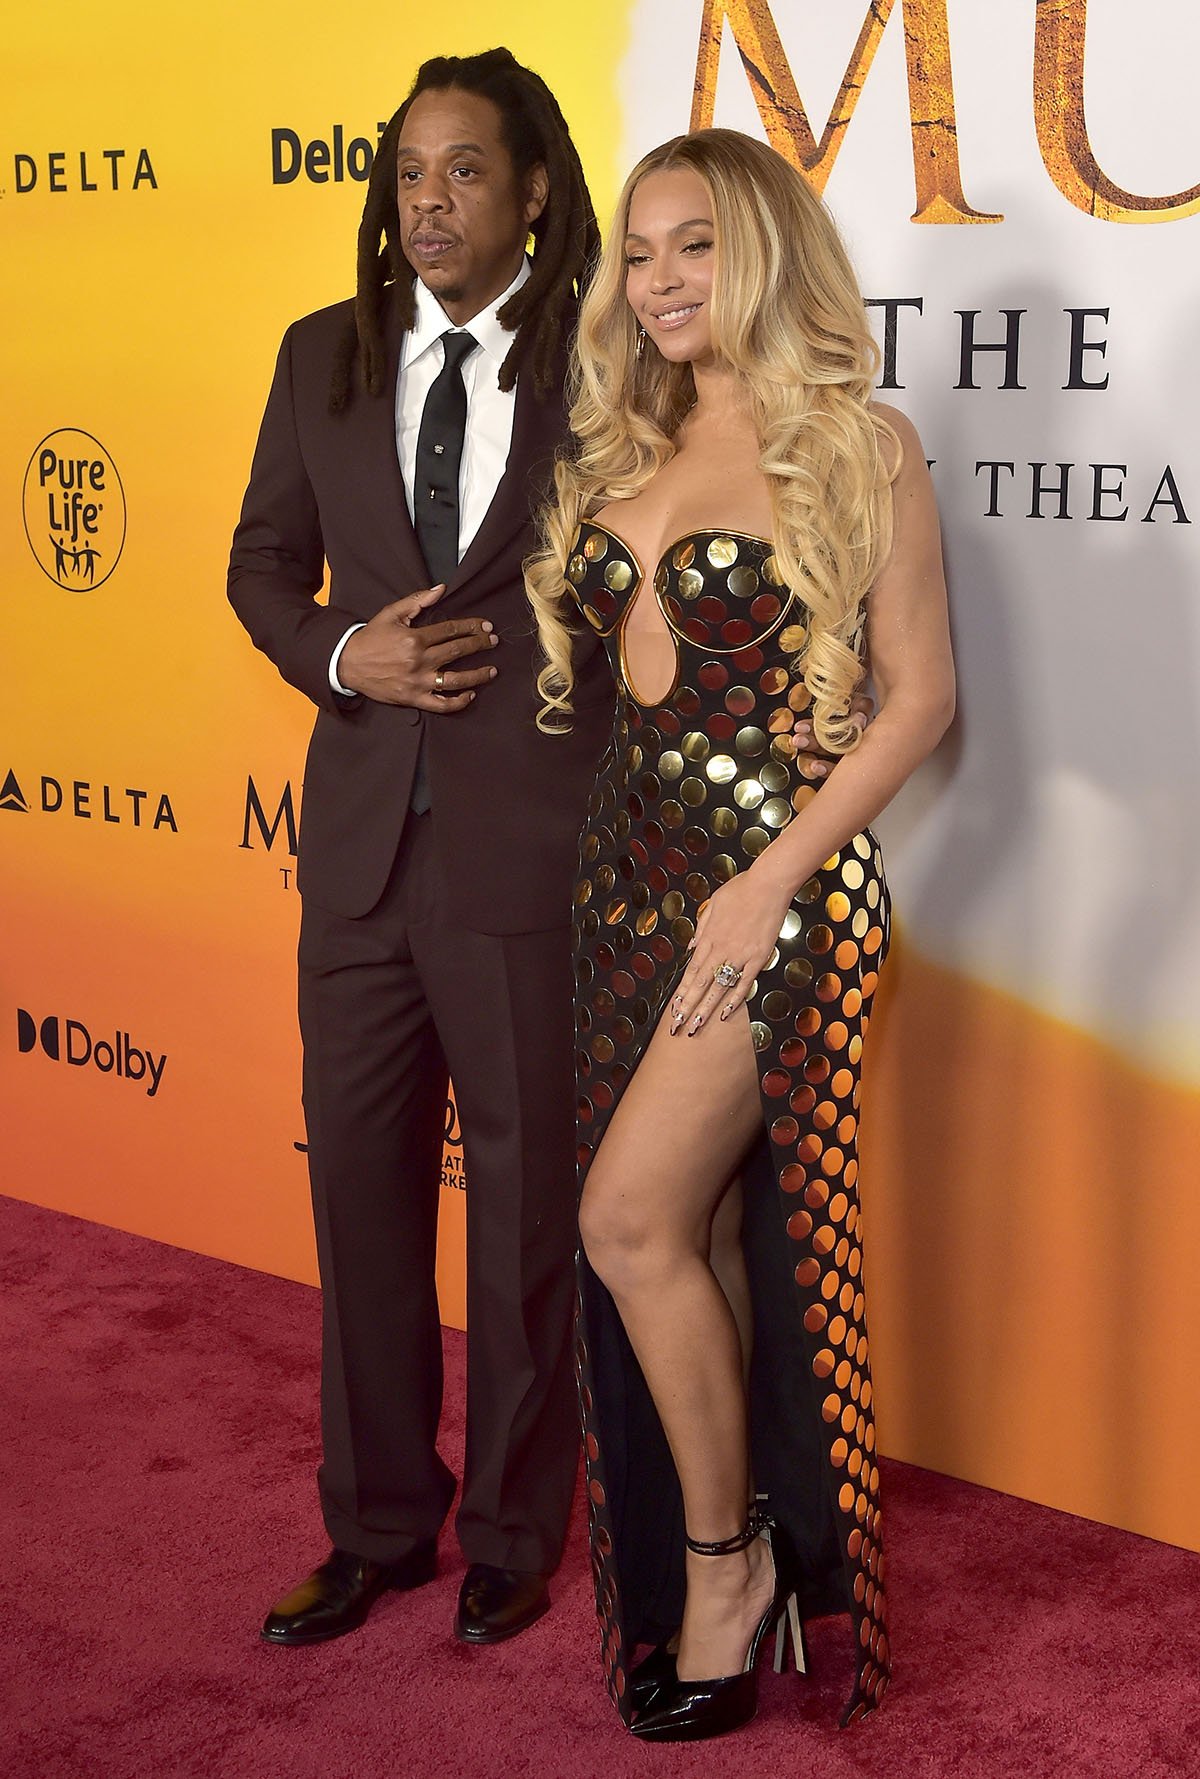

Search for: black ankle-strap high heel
xmin=629 ymin=1514 xmax=800 ymax=1743
xmin=630 ymin=1498 xmax=810 ymax=1710
xmin=629 ymin=1564 xmax=808 ymax=1709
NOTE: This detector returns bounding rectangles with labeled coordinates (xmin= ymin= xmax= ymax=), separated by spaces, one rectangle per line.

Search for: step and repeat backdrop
xmin=4 ymin=1 xmax=1198 ymax=1550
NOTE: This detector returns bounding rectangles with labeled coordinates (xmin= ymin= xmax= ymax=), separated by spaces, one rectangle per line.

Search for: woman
xmin=526 ymin=129 xmax=954 ymax=1742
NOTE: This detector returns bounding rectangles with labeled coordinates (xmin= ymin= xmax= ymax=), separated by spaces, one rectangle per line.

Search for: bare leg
xmin=710 ymin=1178 xmax=752 ymax=1392
xmin=579 ymin=1006 xmax=776 ymax=1682
xmin=655 ymin=1180 xmax=753 ymax=1662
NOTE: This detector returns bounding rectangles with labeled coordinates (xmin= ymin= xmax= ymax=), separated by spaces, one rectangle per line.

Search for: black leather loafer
xmin=454 ymin=1563 xmax=550 ymax=1645
xmin=261 ymin=1542 xmax=437 ymax=1646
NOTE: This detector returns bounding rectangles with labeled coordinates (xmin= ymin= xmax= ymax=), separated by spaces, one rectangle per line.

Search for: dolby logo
xmin=17 ymin=1009 xmax=167 ymax=1098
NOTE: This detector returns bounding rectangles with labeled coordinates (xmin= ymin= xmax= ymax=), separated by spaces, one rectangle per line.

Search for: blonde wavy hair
xmin=525 ymin=128 xmax=899 ymax=749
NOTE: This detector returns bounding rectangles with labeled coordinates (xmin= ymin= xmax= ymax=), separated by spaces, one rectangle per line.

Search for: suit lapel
xmin=361 ymin=289 xmax=428 ymax=590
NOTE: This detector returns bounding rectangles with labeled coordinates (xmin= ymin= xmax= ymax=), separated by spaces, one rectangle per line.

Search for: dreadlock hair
xmin=329 ymin=47 xmax=599 ymax=412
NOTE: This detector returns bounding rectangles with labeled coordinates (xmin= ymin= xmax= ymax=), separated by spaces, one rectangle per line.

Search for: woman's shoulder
xmin=867 ymin=401 xmax=928 ymax=488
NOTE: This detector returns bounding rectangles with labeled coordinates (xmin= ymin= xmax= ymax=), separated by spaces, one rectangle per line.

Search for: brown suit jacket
xmin=228 ymin=290 xmax=612 ymax=932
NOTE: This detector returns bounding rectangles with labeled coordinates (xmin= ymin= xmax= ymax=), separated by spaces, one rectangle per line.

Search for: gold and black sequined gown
xmin=567 ymin=522 xmax=892 ymax=1729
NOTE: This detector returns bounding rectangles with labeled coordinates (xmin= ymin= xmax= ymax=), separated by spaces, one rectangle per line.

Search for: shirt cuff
xmin=329 ymin=624 xmax=366 ymax=696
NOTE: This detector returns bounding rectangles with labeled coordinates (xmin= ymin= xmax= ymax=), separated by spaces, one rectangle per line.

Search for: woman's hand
xmin=790 ymin=689 xmax=873 ymax=778
xmin=669 ymin=868 xmax=799 ymax=1037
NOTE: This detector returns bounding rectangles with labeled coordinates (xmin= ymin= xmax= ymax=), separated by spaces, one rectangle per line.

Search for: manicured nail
xmin=811 ymin=762 xmax=827 ymax=777
xmin=489 ymin=634 xmax=499 ymax=645
xmin=794 ymin=721 xmax=811 ymax=737
xmin=687 ymin=1015 xmax=703 ymax=1036
xmin=482 ymin=620 xmax=493 ymax=631
xmin=489 ymin=666 xmax=498 ymax=677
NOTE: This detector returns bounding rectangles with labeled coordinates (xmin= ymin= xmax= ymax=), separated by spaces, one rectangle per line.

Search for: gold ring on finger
xmin=434 ymin=669 xmax=445 ymax=692
xmin=713 ymin=961 xmax=743 ymax=990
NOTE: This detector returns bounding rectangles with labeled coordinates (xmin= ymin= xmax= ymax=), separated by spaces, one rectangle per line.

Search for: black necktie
xmin=410 ymin=330 xmax=478 ymax=813
xmin=415 ymin=330 xmax=479 ymax=584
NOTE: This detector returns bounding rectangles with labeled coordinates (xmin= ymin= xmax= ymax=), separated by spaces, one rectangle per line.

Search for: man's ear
xmin=524 ymin=162 xmax=549 ymax=226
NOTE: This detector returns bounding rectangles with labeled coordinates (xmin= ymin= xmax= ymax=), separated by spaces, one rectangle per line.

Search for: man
xmin=228 ymin=49 xmax=613 ymax=1648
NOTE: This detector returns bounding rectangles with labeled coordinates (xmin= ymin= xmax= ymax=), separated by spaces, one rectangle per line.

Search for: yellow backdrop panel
xmin=2 ymin=0 xmax=631 ymax=1333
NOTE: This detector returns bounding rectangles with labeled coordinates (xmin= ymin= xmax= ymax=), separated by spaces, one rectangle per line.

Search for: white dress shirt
xmin=329 ymin=258 xmax=531 ymax=695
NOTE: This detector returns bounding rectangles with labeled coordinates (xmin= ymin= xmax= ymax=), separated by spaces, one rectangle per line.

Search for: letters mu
xmin=693 ymin=0 xmax=1199 ymax=223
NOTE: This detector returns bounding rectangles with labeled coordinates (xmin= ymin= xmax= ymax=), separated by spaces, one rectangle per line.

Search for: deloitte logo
xmin=22 ymin=430 xmax=127 ymax=591
xmin=17 ymin=1009 xmax=167 ymax=1098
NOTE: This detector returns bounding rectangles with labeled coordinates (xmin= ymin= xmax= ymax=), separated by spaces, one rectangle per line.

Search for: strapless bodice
xmin=566 ymin=523 xmax=803 ymax=705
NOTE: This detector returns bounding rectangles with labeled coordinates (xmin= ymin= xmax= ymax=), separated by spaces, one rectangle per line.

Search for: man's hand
xmin=791 ymin=689 xmax=875 ymax=779
xmin=338 ymin=584 xmax=499 ymax=709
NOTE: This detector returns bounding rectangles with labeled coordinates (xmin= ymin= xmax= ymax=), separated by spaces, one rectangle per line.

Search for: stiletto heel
xmin=772 ymin=1591 xmax=806 ymax=1675
xmin=630 ymin=1514 xmax=793 ymax=1743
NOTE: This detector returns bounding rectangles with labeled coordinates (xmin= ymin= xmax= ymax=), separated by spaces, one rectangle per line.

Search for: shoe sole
xmin=630 ymin=1706 xmax=758 ymax=1743
xmin=260 ymin=1608 xmax=371 ymax=1647
xmin=453 ymin=1594 xmax=551 ymax=1646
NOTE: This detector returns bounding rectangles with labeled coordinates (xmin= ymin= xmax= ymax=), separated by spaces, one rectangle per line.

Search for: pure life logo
xmin=21 ymin=430 xmax=127 ymax=592
xmin=17 ymin=1009 xmax=167 ymax=1097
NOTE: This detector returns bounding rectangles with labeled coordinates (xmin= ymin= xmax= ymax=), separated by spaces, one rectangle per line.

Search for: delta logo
xmin=22 ymin=430 xmax=126 ymax=591
xmin=0 ymin=767 xmax=176 ymax=830
xmin=17 ymin=1009 xmax=167 ymax=1098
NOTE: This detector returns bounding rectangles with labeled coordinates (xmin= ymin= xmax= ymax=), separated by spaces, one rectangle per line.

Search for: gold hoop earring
xmin=636 ymin=326 xmax=646 ymax=360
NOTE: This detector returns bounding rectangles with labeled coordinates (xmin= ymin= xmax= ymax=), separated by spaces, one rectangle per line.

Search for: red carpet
xmin=3 ymin=1193 xmax=1198 ymax=1779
